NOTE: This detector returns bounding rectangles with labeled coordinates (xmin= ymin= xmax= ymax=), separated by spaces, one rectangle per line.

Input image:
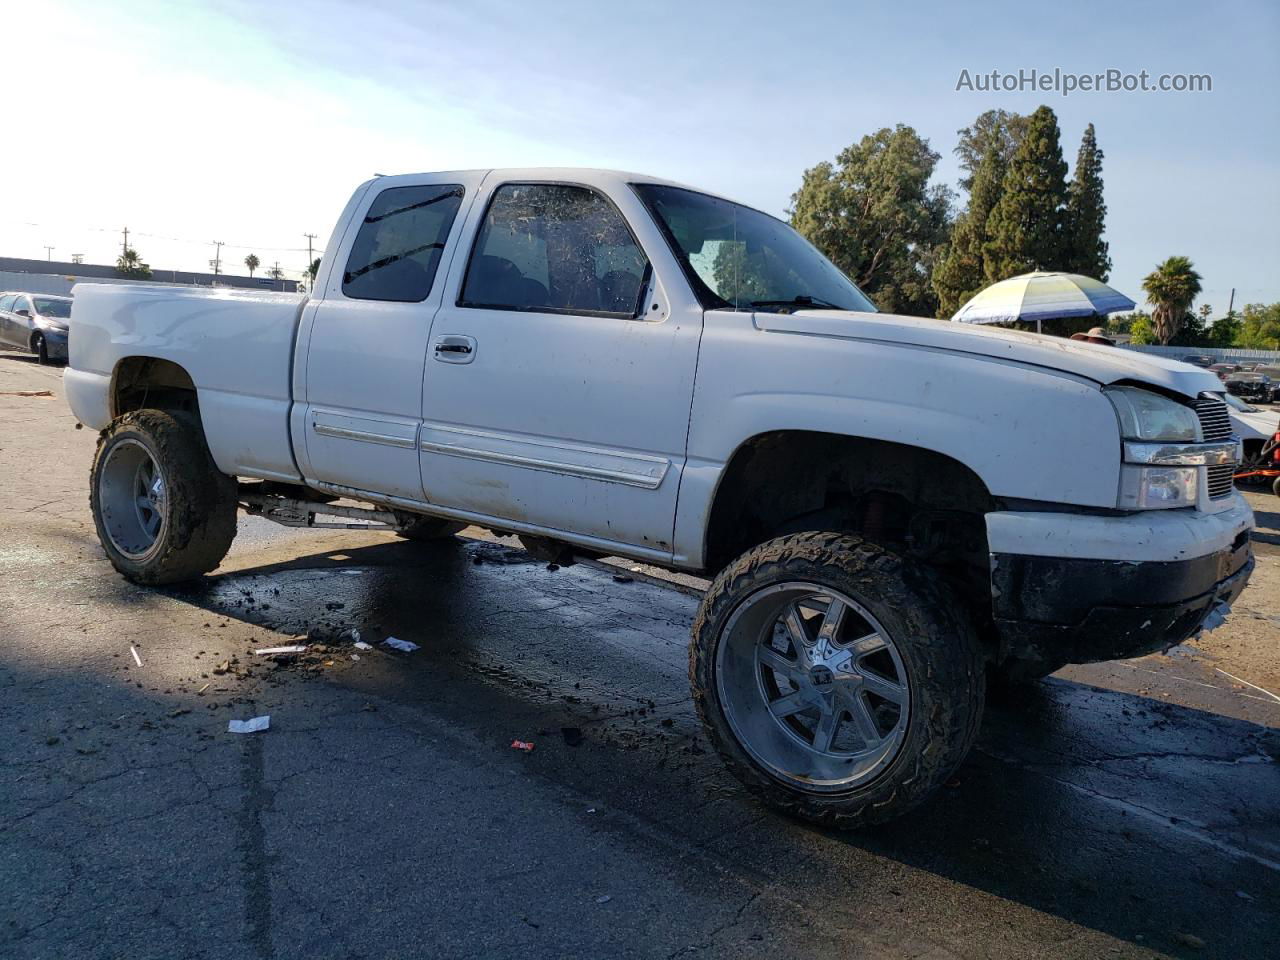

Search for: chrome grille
xmin=1192 ymin=394 xmax=1232 ymax=442
xmin=1193 ymin=393 xmax=1235 ymax=499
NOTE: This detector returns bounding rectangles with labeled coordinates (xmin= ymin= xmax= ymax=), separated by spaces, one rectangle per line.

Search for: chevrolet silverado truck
xmin=64 ymin=169 xmax=1254 ymax=827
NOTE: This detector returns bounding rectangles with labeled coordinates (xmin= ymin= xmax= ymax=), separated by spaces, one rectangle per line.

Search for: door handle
xmin=432 ymin=334 xmax=477 ymax=364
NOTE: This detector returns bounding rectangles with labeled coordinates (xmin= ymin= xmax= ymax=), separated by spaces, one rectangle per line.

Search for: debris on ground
xmin=561 ymin=727 xmax=583 ymax=746
xmin=130 ymin=645 xmax=143 ymax=667
xmin=0 ymin=389 xmax=54 ymax=397
xmin=383 ymin=637 xmax=419 ymax=652
xmin=1173 ymin=932 xmax=1206 ymax=950
xmin=228 ymin=716 xmax=270 ymax=734
xmin=595 ymin=895 xmax=612 ymax=904
xmin=255 ymin=645 xmax=308 ymax=656
xmin=612 ymin=574 xmax=633 ymax=583
xmin=196 ymin=683 xmax=212 ymax=695
xmin=511 ymin=740 xmax=535 ymax=752
xmin=353 ymin=641 xmax=372 ymax=651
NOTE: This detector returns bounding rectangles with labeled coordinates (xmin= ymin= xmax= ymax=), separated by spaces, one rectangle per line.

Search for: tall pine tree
xmin=1063 ymin=123 xmax=1110 ymax=279
xmin=932 ymin=141 xmax=1005 ymax=317
xmin=983 ymin=105 xmax=1069 ymax=282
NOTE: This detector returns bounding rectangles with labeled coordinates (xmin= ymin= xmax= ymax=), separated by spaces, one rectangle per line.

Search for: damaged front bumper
xmin=985 ymin=496 xmax=1255 ymax=673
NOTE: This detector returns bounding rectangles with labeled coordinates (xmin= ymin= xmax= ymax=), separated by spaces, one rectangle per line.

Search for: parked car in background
xmin=1225 ymin=372 xmax=1273 ymax=403
xmin=1209 ymin=363 xmax=1239 ymax=380
xmin=0 ymin=292 xmax=72 ymax=364
xmin=1225 ymin=393 xmax=1280 ymax=496
xmin=1180 ymin=354 xmax=1214 ymax=368
xmin=1254 ymin=366 xmax=1280 ymax=402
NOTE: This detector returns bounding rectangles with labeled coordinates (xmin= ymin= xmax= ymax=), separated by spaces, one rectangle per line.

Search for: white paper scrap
xmin=228 ymin=716 xmax=270 ymax=734
xmin=353 ymin=641 xmax=372 ymax=651
xmin=382 ymin=637 xmax=419 ymax=653
xmin=255 ymin=645 xmax=308 ymax=656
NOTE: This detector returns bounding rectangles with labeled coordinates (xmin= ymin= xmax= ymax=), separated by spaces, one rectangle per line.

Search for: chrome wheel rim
xmin=715 ymin=582 xmax=911 ymax=792
xmin=98 ymin=439 xmax=167 ymax=559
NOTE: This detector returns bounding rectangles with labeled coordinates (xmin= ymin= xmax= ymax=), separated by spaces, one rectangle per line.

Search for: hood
xmin=1230 ymin=406 xmax=1280 ymax=441
xmin=753 ymin=309 xmax=1224 ymax=400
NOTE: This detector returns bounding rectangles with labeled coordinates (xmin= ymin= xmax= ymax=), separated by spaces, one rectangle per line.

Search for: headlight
xmin=1105 ymin=386 xmax=1199 ymax=441
xmin=1118 ymin=465 xmax=1198 ymax=509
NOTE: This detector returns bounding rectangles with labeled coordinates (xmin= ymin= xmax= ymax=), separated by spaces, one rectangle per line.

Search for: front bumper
xmin=37 ymin=329 xmax=69 ymax=359
xmin=986 ymin=497 xmax=1255 ymax=672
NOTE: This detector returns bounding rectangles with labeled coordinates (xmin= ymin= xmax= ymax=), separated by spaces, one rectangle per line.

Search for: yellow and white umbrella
xmin=951 ymin=272 xmax=1135 ymax=333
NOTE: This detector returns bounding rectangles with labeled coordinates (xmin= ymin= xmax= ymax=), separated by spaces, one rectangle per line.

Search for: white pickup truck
xmin=65 ymin=168 xmax=1254 ymax=827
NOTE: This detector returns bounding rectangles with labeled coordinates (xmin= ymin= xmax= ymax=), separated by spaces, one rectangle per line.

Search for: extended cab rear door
xmin=295 ymin=172 xmax=486 ymax=500
xmin=418 ymin=173 xmax=703 ymax=561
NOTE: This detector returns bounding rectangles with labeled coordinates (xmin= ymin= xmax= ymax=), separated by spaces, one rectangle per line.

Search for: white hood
xmin=754 ymin=310 xmax=1224 ymax=400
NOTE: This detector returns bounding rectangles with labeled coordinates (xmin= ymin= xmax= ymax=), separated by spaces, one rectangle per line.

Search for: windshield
xmin=632 ymin=183 xmax=877 ymax=313
xmin=33 ymin=297 xmax=72 ymax=319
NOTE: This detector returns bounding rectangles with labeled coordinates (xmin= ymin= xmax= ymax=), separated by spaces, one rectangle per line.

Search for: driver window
xmin=460 ymin=183 xmax=649 ymax=318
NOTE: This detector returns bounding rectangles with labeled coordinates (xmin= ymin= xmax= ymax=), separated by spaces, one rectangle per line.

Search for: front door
xmin=419 ymin=178 xmax=702 ymax=558
xmin=298 ymin=172 xmax=484 ymax=500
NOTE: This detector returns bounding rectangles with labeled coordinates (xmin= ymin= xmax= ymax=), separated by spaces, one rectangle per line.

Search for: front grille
xmin=1192 ymin=394 xmax=1232 ymax=442
xmin=1193 ymin=393 xmax=1235 ymax=500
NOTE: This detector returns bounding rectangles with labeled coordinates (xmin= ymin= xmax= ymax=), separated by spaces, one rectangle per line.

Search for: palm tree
xmin=115 ymin=247 xmax=152 ymax=280
xmin=244 ymin=253 xmax=260 ymax=277
xmin=1142 ymin=256 xmax=1203 ymax=345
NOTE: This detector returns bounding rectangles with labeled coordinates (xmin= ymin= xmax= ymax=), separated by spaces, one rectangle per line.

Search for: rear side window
xmin=0 ymin=295 xmax=15 ymax=312
xmin=342 ymin=184 xmax=465 ymax=302
xmin=460 ymin=183 xmax=649 ymax=318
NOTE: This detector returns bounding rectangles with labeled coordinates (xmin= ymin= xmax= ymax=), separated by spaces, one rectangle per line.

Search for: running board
xmin=238 ymin=491 xmax=401 ymax=531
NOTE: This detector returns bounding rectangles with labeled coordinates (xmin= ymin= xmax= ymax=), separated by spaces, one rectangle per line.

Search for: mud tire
xmin=90 ymin=409 xmax=238 ymax=584
xmin=690 ymin=532 xmax=984 ymax=829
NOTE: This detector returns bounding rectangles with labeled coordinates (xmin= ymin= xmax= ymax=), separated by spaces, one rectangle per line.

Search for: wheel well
xmin=704 ymin=431 xmax=994 ymax=578
xmin=111 ymin=357 xmax=200 ymax=419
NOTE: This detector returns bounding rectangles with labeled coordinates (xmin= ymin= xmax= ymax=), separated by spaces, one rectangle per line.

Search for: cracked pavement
xmin=1 ymin=352 xmax=1278 ymax=959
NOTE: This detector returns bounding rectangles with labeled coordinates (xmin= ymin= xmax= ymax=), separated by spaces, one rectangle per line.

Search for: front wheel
xmin=90 ymin=409 xmax=239 ymax=584
xmin=690 ymin=532 xmax=984 ymax=829
xmin=34 ymin=333 xmax=49 ymax=365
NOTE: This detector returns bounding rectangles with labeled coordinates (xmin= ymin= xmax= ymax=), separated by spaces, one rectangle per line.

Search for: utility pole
xmin=121 ymin=226 xmax=129 ymax=257
xmin=304 ymin=233 xmax=316 ymax=274
xmin=211 ymin=241 xmax=224 ymax=278
xmin=1226 ymin=287 xmax=1235 ymax=318
xmin=44 ymin=246 xmax=54 ymax=261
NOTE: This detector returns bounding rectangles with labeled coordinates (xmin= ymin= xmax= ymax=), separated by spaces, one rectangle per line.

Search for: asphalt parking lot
xmin=2 ymin=353 xmax=1278 ymax=960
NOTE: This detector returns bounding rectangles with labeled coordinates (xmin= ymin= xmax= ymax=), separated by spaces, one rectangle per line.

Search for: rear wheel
xmin=90 ymin=409 xmax=238 ymax=584
xmin=691 ymin=532 xmax=984 ymax=828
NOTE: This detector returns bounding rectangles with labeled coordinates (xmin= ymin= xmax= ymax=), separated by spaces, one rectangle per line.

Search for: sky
xmin=3 ymin=0 xmax=1277 ymax=312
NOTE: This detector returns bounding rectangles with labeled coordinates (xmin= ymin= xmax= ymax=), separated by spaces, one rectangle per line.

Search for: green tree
xmin=1209 ymin=310 xmax=1240 ymax=348
xmin=308 ymin=258 xmax=321 ymax=283
xmin=983 ymin=105 xmax=1070 ymax=282
xmin=115 ymin=247 xmax=152 ymax=280
xmin=1128 ymin=313 xmax=1156 ymax=345
xmin=1141 ymin=256 xmax=1203 ymax=345
xmin=933 ymin=140 xmax=1007 ymax=317
xmin=1168 ymin=310 xmax=1207 ymax=347
xmin=790 ymin=124 xmax=952 ymax=315
xmin=954 ymin=109 xmax=1028 ymax=192
xmin=1235 ymin=303 xmax=1280 ymax=349
xmin=1063 ymin=123 xmax=1110 ymax=279
xmin=244 ymin=253 xmax=260 ymax=277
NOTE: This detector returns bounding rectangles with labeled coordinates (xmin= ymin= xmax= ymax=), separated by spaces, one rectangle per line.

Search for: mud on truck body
xmin=65 ymin=168 xmax=1254 ymax=827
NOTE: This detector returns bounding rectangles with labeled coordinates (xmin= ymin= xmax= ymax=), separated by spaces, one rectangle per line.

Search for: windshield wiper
xmin=749 ymin=296 xmax=844 ymax=312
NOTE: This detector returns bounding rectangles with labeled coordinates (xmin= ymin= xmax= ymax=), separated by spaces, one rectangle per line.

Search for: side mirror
xmin=15 ymin=308 xmax=30 ymax=318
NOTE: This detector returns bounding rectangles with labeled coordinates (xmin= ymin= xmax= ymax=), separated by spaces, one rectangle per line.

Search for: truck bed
xmin=64 ymin=282 xmax=306 ymax=482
